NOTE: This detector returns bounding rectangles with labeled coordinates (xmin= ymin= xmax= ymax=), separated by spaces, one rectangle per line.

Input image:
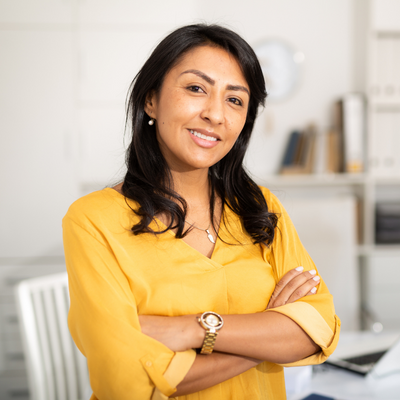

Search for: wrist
xmin=181 ymin=315 xmax=204 ymax=350
xmin=193 ymin=314 xmax=206 ymax=349
xmin=197 ymin=311 xmax=224 ymax=355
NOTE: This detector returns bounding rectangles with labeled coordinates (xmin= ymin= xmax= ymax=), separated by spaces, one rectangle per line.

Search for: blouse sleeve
xmin=261 ymin=187 xmax=341 ymax=367
xmin=62 ymin=212 xmax=196 ymax=400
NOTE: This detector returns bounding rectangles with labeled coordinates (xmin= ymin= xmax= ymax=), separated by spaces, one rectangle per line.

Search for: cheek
xmin=159 ymin=92 xmax=198 ymax=125
xmin=227 ymin=113 xmax=246 ymax=138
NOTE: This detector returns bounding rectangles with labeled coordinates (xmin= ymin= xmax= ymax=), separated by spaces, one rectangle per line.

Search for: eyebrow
xmin=180 ymin=69 xmax=250 ymax=95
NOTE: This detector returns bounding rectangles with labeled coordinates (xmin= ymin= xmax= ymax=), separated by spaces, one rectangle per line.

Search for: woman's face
xmin=145 ymin=45 xmax=250 ymax=173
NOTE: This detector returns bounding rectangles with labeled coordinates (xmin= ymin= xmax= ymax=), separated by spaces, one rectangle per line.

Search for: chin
xmin=188 ymin=158 xmax=219 ymax=170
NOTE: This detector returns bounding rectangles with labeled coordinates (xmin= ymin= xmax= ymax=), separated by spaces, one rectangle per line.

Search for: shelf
xmin=258 ymin=174 xmax=400 ymax=188
xmin=357 ymin=244 xmax=400 ymax=257
xmin=370 ymin=99 xmax=400 ymax=109
xmin=258 ymin=173 xmax=368 ymax=187
xmin=372 ymin=176 xmax=400 ymax=185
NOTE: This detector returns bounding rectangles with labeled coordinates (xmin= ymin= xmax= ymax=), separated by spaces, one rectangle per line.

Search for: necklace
xmin=185 ymin=220 xmax=216 ymax=244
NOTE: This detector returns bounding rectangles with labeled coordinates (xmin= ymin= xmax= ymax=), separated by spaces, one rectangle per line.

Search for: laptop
xmin=326 ymin=331 xmax=400 ymax=378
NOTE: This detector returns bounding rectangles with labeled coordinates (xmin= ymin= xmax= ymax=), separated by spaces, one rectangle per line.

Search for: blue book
xmin=282 ymin=130 xmax=301 ymax=167
xmin=301 ymin=394 xmax=335 ymax=400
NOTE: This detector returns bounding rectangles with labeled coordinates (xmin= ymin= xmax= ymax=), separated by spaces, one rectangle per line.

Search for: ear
xmin=144 ymin=91 xmax=157 ymax=119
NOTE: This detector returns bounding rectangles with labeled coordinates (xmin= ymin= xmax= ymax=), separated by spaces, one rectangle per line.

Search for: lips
xmin=188 ymin=129 xmax=220 ymax=142
xmin=188 ymin=128 xmax=221 ymax=149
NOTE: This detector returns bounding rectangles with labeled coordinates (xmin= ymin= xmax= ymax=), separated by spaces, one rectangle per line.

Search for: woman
xmin=63 ymin=24 xmax=340 ymax=400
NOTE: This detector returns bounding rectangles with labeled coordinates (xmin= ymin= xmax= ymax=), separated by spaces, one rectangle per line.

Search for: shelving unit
xmin=365 ymin=0 xmax=400 ymax=330
xmin=256 ymin=0 xmax=400 ymax=331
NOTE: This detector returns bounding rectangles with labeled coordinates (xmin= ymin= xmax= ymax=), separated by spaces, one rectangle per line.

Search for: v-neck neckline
xmin=156 ymin=216 xmax=220 ymax=260
xmin=106 ymin=187 xmax=228 ymax=260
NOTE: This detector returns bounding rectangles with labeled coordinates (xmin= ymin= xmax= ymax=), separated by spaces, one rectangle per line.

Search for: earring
xmin=148 ymin=118 xmax=155 ymax=126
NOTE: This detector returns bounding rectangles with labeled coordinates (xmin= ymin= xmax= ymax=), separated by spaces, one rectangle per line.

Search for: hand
xmin=139 ymin=314 xmax=203 ymax=352
xmin=266 ymin=267 xmax=320 ymax=309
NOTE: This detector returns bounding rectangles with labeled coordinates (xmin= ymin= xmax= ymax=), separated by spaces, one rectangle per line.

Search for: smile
xmin=189 ymin=129 xmax=218 ymax=142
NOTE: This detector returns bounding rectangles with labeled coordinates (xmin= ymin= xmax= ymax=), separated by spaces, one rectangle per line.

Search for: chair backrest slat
xmin=75 ymin=342 xmax=90 ymax=399
xmin=17 ymin=284 xmax=47 ymax=400
xmin=31 ymin=290 xmax=56 ymax=400
xmin=15 ymin=272 xmax=90 ymax=400
xmin=42 ymin=288 xmax=67 ymax=400
xmin=54 ymin=282 xmax=78 ymax=400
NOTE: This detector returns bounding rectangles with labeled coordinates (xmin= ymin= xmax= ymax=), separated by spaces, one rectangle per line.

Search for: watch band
xmin=200 ymin=330 xmax=219 ymax=355
xmin=198 ymin=311 xmax=224 ymax=355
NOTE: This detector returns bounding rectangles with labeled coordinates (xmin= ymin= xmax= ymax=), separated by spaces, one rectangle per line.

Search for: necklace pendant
xmin=205 ymin=229 xmax=215 ymax=244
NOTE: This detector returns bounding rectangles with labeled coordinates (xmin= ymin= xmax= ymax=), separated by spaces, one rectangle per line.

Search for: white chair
xmin=15 ymin=272 xmax=90 ymax=400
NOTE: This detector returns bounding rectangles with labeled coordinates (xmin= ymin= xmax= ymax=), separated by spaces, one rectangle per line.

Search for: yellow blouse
xmin=62 ymin=187 xmax=340 ymax=400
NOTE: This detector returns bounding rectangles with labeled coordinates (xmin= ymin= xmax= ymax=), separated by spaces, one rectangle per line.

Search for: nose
xmin=200 ymin=95 xmax=225 ymax=125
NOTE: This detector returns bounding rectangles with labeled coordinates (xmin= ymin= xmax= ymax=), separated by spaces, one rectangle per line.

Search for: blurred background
xmin=1 ymin=0 xmax=400 ymax=398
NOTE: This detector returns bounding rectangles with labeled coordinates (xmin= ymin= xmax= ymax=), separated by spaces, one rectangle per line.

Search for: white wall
xmin=0 ymin=0 xmax=363 ymax=260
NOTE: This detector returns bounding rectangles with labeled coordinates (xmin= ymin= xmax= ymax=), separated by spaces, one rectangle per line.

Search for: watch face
xmin=201 ymin=312 xmax=223 ymax=330
xmin=205 ymin=314 xmax=220 ymax=327
xmin=254 ymin=39 xmax=304 ymax=102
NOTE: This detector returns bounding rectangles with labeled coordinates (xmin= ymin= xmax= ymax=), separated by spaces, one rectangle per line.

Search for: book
xmin=312 ymin=130 xmax=327 ymax=174
xmin=375 ymin=202 xmax=400 ymax=244
xmin=302 ymin=125 xmax=317 ymax=173
xmin=335 ymin=94 xmax=366 ymax=173
xmin=280 ymin=125 xmax=317 ymax=175
xmin=281 ymin=130 xmax=301 ymax=168
xmin=301 ymin=395 xmax=334 ymax=400
xmin=325 ymin=128 xmax=342 ymax=173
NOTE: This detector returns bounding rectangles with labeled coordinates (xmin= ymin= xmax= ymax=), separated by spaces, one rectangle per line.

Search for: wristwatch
xmin=198 ymin=311 xmax=224 ymax=355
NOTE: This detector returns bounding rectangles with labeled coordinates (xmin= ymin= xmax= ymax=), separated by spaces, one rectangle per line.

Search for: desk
xmin=288 ymin=364 xmax=400 ymax=400
xmin=286 ymin=331 xmax=400 ymax=400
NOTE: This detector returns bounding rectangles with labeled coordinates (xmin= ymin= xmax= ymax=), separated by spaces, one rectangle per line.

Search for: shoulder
xmin=258 ymin=185 xmax=284 ymax=213
xmin=63 ymin=188 xmax=138 ymax=228
xmin=64 ymin=188 xmax=114 ymax=220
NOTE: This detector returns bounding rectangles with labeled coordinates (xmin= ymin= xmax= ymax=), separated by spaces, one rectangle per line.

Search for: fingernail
xmin=313 ymin=276 xmax=320 ymax=281
xmin=295 ymin=266 xmax=304 ymax=272
xmin=311 ymin=287 xmax=317 ymax=294
xmin=309 ymin=269 xmax=317 ymax=275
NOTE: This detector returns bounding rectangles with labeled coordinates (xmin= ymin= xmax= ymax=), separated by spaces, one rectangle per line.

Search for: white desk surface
xmin=289 ymin=365 xmax=400 ymax=400
xmin=288 ymin=331 xmax=400 ymax=400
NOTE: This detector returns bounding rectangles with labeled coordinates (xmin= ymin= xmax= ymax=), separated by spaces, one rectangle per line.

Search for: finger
xmin=267 ymin=267 xmax=309 ymax=309
xmin=286 ymin=275 xmax=321 ymax=303
xmin=268 ymin=269 xmax=320 ymax=308
xmin=269 ymin=266 xmax=304 ymax=301
xmin=305 ymin=286 xmax=318 ymax=296
xmin=280 ymin=270 xmax=320 ymax=302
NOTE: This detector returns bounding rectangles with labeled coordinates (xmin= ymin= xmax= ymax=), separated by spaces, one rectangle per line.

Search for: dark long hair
xmin=122 ymin=24 xmax=278 ymax=246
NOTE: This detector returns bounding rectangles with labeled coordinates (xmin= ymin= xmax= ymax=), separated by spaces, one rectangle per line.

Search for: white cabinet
xmin=0 ymin=30 xmax=79 ymax=258
xmin=78 ymin=30 xmax=166 ymax=105
xmin=79 ymin=108 xmax=127 ymax=185
xmin=75 ymin=2 xmax=195 ymax=186
xmin=371 ymin=0 xmax=400 ymax=31
xmin=0 ymin=0 xmax=75 ymax=24
xmin=281 ymin=195 xmax=360 ymax=331
xmin=76 ymin=29 xmax=168 ymax=185
xmin=366 ymin=254 xmax=400 ymax=329
xmin=77 ymin=0 xmax=196 ymax=25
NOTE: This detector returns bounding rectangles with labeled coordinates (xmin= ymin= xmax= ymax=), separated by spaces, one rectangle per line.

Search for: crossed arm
xmin=139 ymin=267 xmax=322 ymax=396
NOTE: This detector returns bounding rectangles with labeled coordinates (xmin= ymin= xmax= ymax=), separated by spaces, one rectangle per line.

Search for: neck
xmin=169 ymin=168 xmax=211 ymax=210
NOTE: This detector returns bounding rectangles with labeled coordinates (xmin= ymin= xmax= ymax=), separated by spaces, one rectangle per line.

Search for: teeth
xmin=190 ymin=129 xmax=217 ymax=142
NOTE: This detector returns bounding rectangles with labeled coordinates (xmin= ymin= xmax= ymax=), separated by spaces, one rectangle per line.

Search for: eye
xmin=228 ymin=97 xmax=243 ymax=106
xmin=187 ymin=85 xmax=205 ymax=93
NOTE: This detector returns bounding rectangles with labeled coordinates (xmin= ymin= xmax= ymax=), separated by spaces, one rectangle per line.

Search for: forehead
xmin=167 ymin=45 xmax=249 ymax=88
